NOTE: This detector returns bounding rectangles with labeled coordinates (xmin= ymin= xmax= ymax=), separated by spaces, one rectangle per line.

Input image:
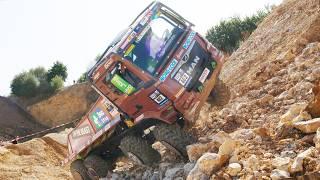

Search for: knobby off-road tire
xmin=70 ymin=159 xmax=90 ymax=180
xmin=153 ymin=123 xmax=195 ymax=160
xmin=83 ymin=154 xmax=110 ymax=179
xmin=119 ymin=135 xmax=161 ymax=166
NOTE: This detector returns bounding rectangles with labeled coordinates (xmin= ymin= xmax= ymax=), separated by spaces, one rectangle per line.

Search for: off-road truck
xmin=64 ymin=1 xmax=224 ymax=179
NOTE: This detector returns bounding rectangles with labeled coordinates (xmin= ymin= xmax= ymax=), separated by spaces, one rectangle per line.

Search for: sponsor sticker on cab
xmin=159 ymin=59 xmax=178 ymax=82
xmin=149 ymin=90 xmax=168 ymax=106
xmin=140 ymin=11 xmax=152 ymax=26
xmin=182 ymin=31 xmax=196 ymax=49
xmin=111 ymin=74 xmax=136 ymax=95
xmin=179 ymin=73 xmax=190 ymax=86
xmin=198 ymin=68 xmax=210 ymax=83
xmin=120 ymin=31 xmax=137 ymax=50
xmin=90 ymin=107 xmax=110 ymax=129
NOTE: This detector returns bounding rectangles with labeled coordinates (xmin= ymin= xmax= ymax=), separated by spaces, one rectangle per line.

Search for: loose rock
xmin=270 ymin=169 xmax=290 ymax=180
xmin=293 ymin=118 xmax=320 ymax=133
xmin=227 ymin=163 xmax=242 ymax=176
xmin=271 ymin=157 xmax=291 ymax=171
xmin=196 ymin=153 xmax=224 ymax=176
xmin=290 ymin=147 xmax=314 ymax=173
xmin=314 ymin=128 xmax=320 ymax=150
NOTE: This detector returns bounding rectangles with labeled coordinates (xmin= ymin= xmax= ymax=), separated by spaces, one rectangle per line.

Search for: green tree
xmin=47 ymin=61 xmax=68 ymax=82
xmin=11 ymin=72 xmax=40 ymax=97
xmin=29 ymin=67 xmax=46 ymax=78
xmin=10 ymin=64 xmax=67 ymax=98
xmin=206 ymin=8 xmax=270 ymax=54
xmin=50 ymin=75 xmax=64 ymax=92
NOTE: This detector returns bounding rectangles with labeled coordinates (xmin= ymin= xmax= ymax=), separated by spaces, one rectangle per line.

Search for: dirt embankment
xmin=27 ymin=83 xmax=98 ymax=127
xmin=0 ymin=96 xmax=47 ymax=141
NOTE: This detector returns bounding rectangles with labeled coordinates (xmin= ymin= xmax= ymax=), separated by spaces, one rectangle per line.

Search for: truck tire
xmin=70 ymin=159 xmax=90 ymax=180
xmin=83 ymin=154 xmax=110 ymax=179
xmin=153 ymin=123 xmax=195 ymax=160
xmin=119 ymin=135 xmax=161 ymax=166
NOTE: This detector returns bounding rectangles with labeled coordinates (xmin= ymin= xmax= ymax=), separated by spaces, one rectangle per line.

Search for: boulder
xmin=218 ymin=138 xmax=237 ymax=158
xmin=289 ymin=147 xmax=314 ymax=173
xmin=164 ymin=166 xmax=184 ymax=180
xmin=280 ymin=103 xmax=308 ymax=124
xmin=186 ymin=163 xmax=209 ymax=180
xmin=186 ymin=142 xmax=218 ymax=162
xmin=271 ymin=157 xmax=291 ymax=171
xmin=293 ymin=118 xmax=320 ymax=133
xmin=292 ymin=111 xmax=312 ymax=123
xmin=306 ymin=83 xmax=320 ymax=117
xmin=183 ymin=163 xmax=195 ymax=176
xmin=226 ymin=163 xmax=242 ymax=176
xmin=196 ymin=153 xmax=224 ymax=176
xmin=313 ymin=128 xmax=320 ymax=150
xmin=270 ymin=169 xmax=290 ymax=180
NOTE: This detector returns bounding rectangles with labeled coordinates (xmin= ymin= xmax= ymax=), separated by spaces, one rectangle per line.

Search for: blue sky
xmin=0 ymin=0 xmax=282 ymax=96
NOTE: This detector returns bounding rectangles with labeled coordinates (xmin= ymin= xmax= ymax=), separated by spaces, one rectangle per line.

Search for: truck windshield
xmin=123 ymin=14 xmax=184 ymax=75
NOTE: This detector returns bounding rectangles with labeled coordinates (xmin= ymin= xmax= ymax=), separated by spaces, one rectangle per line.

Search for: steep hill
xmin=27 ymin=83 xmax=98 ymax=127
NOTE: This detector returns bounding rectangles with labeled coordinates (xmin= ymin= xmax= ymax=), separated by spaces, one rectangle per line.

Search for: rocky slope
xmin=0 ymin=0 xmax=320 ymax=179
xmin=110 ymin=0 xmax=320 ymax=179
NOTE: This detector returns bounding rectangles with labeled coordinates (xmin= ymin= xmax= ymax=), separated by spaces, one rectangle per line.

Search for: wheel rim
xmin=71 ymin=171 xmax=84 ymax=180
xmin=161 ymin=141 xmax=184 ymax=158
xmin=127 ymin=152 xmax=143 ymax=165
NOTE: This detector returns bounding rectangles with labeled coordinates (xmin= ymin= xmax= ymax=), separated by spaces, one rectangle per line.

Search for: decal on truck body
xmin=198 ymin=68 xmax=210 ymax=83
xmin=110 ymin=74 xmax=136 ymax=95
xmin=182 ymin=31 xmax=196 ymax=49
xmin=159 ymin=59 xmax=178 ymax=82
xmin=90 ymin=107 xmax=111 ymax=130
xmin=120 ymin=31 xmax=137 ymax=50
xmin=149 ymin=90 xmax=168 ymax=106
xmin=72 ymin=125 xmax=92 ymax=139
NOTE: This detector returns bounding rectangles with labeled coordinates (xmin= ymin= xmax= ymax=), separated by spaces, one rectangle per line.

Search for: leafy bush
xmin=50 ymin=75 xmax=64 ymax=91
xmin=47 ymin=61 xmax=68 ymax=82
xmin=10 ymin=72 xmax=40 ymax=97
xmin=206 ymin=8 xmax=270 ymax=54
xmin=77 ymin=72 xmax=87 ymax=83
xmin=11 ymin=62 xmax=68 ymax=98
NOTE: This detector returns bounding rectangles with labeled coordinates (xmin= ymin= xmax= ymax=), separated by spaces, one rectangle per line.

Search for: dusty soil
xmin=0 ymin=129 xmax=72 ymax=180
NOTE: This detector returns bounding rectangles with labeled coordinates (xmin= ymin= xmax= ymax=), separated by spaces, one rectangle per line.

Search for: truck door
xmin=105 ymin=60 xmax=171 ymax=121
